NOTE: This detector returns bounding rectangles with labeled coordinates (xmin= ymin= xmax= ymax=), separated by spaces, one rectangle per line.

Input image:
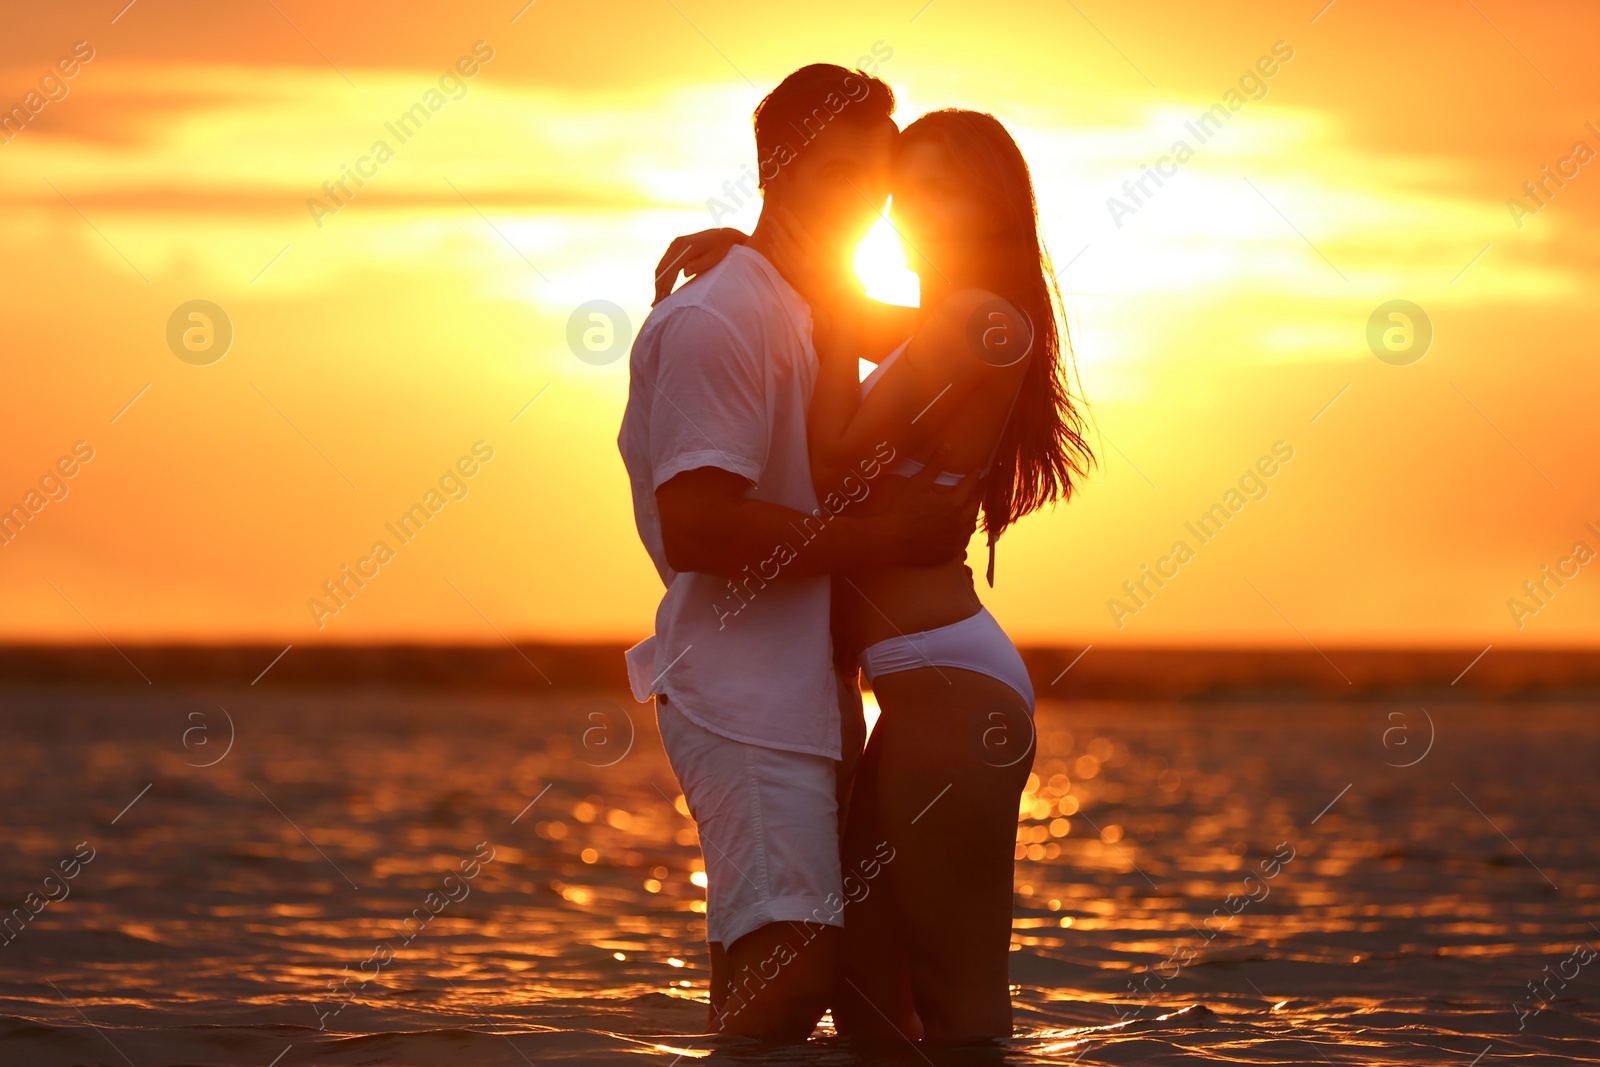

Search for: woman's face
xmin=890 ymin=138 xmax=996 ymax=285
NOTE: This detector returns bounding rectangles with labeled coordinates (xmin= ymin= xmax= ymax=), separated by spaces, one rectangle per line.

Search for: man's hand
xmin=870 ymin=447 xmax=981 ymax=567
xmin=653 ymin=227 xmax=748 ymax=305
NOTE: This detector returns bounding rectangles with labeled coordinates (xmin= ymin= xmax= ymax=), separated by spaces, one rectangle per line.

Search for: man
xmin=617 ymin=64 xmax=978 ymax=1042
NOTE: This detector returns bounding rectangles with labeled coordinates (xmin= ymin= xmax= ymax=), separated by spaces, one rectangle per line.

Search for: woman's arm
xmin=847 ymin=297 xmax=917 ymax=366
xmin=806 ymin=307 xmax=870 ymax=497
xmin=652 ymin=227 xmax=748 ymax=305
xmin=811 ymin=288 xmax=1032 ymax=492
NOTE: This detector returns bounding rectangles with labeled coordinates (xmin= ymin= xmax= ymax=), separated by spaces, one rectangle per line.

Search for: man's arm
xmin=657 ymin=460 xmax=977 ymax=583
xmin=645 ymin=299 xmax=976 ymax=583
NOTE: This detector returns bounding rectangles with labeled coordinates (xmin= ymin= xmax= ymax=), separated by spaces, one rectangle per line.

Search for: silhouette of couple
xmin=618 ymin=62 xmax=1092 ymax=1048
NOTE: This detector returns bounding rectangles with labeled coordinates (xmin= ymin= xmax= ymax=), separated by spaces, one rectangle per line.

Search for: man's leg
xmin=708 ymin=940 xmax=729 ymax=1032
xmin=656 ymin=695 xmax=845 ymax=1043
xmin=714 ymin=921 xmax=841 ymax=1041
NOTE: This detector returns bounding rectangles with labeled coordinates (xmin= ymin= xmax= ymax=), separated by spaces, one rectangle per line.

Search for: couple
xmin=618 ymin=63 xmax=1092 ymax=1047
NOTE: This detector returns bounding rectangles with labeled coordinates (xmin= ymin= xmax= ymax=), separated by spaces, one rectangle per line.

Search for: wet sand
xmin=1 ymin=678 xmax=1596 ymax=1065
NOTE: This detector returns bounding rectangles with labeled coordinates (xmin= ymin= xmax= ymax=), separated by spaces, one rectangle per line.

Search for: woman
xmin=657 ymin=109 xmax=1093 ymax=1044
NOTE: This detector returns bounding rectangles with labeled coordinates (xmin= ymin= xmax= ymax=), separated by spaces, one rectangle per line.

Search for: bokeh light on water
xmin=2 ymin=683 xmax=1594 ymax=1064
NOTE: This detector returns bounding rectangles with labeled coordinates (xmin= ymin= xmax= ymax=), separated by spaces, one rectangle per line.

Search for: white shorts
xmin=656 ymin=695 xmax=844 ymax=948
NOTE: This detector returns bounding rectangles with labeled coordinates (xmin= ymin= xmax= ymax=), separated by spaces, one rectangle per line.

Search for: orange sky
xmin=2 ymin=0 xmax=1597 ymax=648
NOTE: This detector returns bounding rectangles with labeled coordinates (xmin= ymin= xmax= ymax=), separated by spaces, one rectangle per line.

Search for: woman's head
xmin=892 ymin=110 xmax=1034 ymax=286
xmin=893 ymin=109 xmax=1095 ymax=537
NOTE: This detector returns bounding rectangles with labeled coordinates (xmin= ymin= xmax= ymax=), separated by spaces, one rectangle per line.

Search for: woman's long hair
xmin=898 ymin=109 xmax=1094 ymax=542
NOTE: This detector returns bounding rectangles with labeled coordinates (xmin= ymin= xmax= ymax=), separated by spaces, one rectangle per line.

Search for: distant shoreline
xmin=1 ymin=644 xmax=1596 ymax=701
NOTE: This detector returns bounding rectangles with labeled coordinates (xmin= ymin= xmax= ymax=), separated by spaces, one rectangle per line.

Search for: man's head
xmin=752 ymin=64 xmax=897 ymax=255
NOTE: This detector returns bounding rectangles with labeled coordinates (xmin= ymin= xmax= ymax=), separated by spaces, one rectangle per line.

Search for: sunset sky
xmin=2 ymin=0 xmax=1597 ymax=649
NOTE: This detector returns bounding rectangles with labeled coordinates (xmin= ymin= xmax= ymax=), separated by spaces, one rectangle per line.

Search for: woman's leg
xmin=831 ymin=732 xmax=924 ymax=1042
xmin=869 ymin=667 xmax=1035 ymax=1042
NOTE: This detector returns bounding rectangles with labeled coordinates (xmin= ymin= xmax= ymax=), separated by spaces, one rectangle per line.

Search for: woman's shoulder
xmin=921 ymin=287 xmax=1034 ymax=373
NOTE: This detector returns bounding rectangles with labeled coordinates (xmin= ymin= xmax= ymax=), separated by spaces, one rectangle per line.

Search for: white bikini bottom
xmin=857 ymin=607 xmax=1035 ymax=711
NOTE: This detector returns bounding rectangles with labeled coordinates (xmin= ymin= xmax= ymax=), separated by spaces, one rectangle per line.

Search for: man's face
xmin=771 ymin=117 xmax=897 ymax=257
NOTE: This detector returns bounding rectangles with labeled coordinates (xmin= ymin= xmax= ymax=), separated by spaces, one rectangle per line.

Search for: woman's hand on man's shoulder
xmin=653 ymin=227 xmax=749 ymax=305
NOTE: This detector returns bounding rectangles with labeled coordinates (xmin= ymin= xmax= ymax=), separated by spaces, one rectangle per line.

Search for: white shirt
xmin=617 ymin=245 xmax=842 ymax=760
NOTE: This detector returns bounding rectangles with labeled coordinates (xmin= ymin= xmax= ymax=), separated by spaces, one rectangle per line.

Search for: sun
xmin=853 ymin=201 xmax=920 ymax=307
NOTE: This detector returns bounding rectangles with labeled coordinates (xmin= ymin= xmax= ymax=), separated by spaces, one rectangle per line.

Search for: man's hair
xmin=752 ymin=63 xmax=895 ymax=188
